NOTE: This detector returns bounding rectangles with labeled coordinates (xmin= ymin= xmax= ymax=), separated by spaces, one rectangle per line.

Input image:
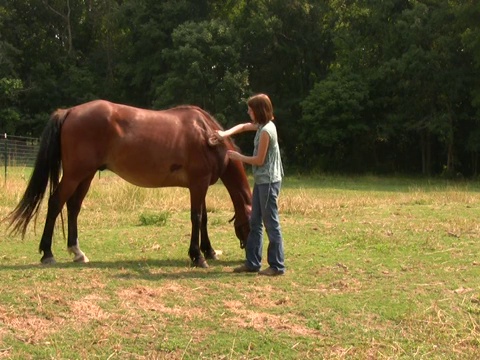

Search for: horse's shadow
xmin=0 ymin=258 xmax=245 ymax=280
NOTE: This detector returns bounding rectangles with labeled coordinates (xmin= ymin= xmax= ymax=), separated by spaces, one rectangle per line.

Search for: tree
xmin=153 ymin=19 xmax=248 ymax=121
xmin=301 ymin=0 xmax=477 ymax=175
xmin=385 ymin=1 xmax=474 ymax=176
xmin=455 ymin=1 xmax=480 ymax=175
xmin=0 ymin=0 xmax=478 ymax=176
xmin=111 ymin=0 xmax=214 ymax=107
xmin=301 ymin=71 xmax=370 ymax=171
xmin=231 ymin=0 xmax=335 ymax=168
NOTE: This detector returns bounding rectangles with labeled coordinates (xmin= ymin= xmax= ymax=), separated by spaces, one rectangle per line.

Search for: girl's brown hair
xmin=247 ymin=94 xmax=274 ymax=125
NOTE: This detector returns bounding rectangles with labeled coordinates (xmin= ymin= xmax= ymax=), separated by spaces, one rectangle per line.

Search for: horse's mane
xmin=174 ymin=105 xmax=239 ymax=151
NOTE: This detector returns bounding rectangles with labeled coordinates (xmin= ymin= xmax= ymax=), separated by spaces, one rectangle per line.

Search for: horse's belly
xmin=110 ymin=163 xmax=189 ymax=188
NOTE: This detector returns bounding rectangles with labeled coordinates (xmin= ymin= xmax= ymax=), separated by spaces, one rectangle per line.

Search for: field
xmin=0 ymin=169 xmax=479 ymax=359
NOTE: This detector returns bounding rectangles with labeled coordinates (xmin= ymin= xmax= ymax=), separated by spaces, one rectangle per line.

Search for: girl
xmin=212 ymin=94 xmax=285 ymax=276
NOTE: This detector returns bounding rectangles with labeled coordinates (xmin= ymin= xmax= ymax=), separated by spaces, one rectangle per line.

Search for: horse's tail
xmin=6 ymin=108 xmax=69 ymax=238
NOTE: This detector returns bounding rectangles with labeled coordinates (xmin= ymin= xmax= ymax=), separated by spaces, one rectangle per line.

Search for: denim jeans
xmin=245 ymin=181 xmax=285 ymax=272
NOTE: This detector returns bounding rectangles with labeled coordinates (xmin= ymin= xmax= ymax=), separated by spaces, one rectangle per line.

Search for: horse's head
xmin=234 ymin=218 xmax=250 ymax=249
xmin=229 ymin=207 xmax=251 ymax=249
xmin=211 ymin=129 xmax=252 ymax=250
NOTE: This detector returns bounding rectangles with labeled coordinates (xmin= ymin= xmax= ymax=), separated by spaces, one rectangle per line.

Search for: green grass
xmin=0 ymin=169 xmax=479 ymax=359
xmin=138 ymin=212 xmax=170 ymax=227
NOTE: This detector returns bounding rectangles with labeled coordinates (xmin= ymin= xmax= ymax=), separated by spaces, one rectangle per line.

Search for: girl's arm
xmin=217 ymin=122 xmax=257 ymax=139
xmin=228 ymin=131 xmax=270 ymax=166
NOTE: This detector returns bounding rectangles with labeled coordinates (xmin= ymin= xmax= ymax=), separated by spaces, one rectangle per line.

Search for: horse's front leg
xmin=188 ymin=186 xmax=209 ymax=268
xmin=200 ymin=200 xmax=217 ymax=260
xmin=189 ymin=209 xmax=209 ymax=268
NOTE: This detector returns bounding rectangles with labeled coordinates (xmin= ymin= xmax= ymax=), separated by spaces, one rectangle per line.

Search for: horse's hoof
xmin=205 ymin=252 xmax=218 ymax=261
xmin=195 ymin=259 xmax=209 ymax=268
xmin=73 ymin=254 xmax=90 ymax=263
xmin=41 ymin=257 xmax=56 ymax=265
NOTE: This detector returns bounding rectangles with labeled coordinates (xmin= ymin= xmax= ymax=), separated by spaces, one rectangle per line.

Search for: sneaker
xmin=258 ymin=267 xmax=285 ymax=276
xmin=233 ymin=264 xmax=259 ymax=273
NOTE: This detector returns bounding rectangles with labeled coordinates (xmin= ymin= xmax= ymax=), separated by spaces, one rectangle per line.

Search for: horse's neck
xmin=221 ymin=162 xmax=252 ymax=220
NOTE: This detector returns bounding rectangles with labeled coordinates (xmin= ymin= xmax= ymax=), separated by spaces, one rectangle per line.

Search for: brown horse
xmin=6 ymin=100 xmax=252 ymax=267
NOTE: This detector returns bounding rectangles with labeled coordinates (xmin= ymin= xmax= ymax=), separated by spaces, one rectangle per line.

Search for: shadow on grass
xmin=0 ymin=258 xmax=246 ymax=280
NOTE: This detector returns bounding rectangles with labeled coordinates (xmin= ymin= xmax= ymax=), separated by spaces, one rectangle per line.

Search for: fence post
xmin=3 ymin=133 xmax=7 ymax=185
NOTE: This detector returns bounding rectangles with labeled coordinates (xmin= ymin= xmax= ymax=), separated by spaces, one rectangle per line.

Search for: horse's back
xmin=59 ymin=101 xmax=225 ymax=188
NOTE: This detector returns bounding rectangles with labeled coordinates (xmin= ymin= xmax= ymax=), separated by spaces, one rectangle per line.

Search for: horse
xmin=6 ymin=100 xmax=252 ymax=268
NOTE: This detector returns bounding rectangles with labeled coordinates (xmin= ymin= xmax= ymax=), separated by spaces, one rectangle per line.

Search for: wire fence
xmin=1 ymin=133 xmax=39 ymax=182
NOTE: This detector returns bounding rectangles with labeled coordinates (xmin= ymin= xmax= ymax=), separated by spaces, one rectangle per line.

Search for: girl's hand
xmin=227 ymin=150 xmax=241 ymax=161
xmin=208 ymin=130 xmax=225 ymax=146
xmin=215 ymin=130 xmax=225 ymax=140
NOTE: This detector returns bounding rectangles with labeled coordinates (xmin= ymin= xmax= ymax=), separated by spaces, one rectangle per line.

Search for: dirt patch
xmin=223 ymin=300 xmax=321 ymax=337
xmin=70 ymin=294 xmax=109 ymax=324
xmin=117 ymin=284 xmax=205 ymax=322
xmin=0 ymin=304 xmax=63 ymax=345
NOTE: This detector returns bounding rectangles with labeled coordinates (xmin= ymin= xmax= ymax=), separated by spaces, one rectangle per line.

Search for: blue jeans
xmin=245 ymin=181 xmax=285 ymax=272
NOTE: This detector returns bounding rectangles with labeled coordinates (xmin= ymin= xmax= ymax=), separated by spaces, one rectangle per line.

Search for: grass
xmin=138 ymin=212 xmax=170 ymax=227
xmin=0 ymin=168 xmax=479 ymax=359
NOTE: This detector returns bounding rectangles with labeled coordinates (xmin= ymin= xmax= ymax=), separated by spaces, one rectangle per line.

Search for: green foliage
xmin=0 ymin=107 xmax=20 ymax=134
xmin=458 ymin=2 xmax=480 ymax=116
xmin=302 ymin=72 xmax=369 ymax=147
xmin=0 ymin=77 xmax=22 ymax=96
xmin=0 ymin=0 xmax=479 ymax=175
xmin=138 ymin=212 xmax=170 ymax=226
xmin=0 ymin=78 xmax=23 ymax=133
xmin=300 ymin=71 xmax=370 ymax=170
xmin=153 ymin=19 xmax=248 ymax=118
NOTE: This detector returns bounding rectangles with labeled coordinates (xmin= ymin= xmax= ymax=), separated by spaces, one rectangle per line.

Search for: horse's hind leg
xmin=200 ymin=200 xmax=218 ymax=260
xmin=39 ymin=178 xmax=80 ymax=264
xmin=66 ymin=173 xmax=95 ymax=263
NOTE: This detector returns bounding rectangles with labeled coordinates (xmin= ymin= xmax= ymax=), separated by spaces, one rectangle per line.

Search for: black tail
xmin=6 ymin=109 xmax=69 ymax=238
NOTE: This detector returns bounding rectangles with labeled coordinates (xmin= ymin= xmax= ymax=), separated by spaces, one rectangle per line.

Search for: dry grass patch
xmin=70 ymin=294 xmax=110 ymax=324
xmin=223 ymin=299 xmax=321 ymax=337
xmin=118 ymin=283 xmax=206 ymax=322
xmin=0 ymin=304 xmax=63 ymax=345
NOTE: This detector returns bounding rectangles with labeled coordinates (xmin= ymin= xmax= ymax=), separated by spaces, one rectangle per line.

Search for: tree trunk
xmin=44 ymin=0 xmax=72 ymax=55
